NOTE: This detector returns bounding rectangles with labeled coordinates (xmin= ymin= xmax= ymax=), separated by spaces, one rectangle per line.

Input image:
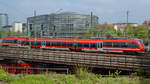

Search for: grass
xmin=0 ymin=68 xmax=150 ymax=84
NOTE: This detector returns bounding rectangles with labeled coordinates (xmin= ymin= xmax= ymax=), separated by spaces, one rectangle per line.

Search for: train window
xmin=49 ymin=42 xmax=52 ymax=46
xmin=5 ymin=40 xmax=16 ymax=43
xmin=77 ymin=43 xmax=83 ymax=47
xmin=14 ymin=40 xmax=17 ymax=43
xmin=21 ymin=41 xmax=25 ymax=45
xmin=4 ymin=40 xmax=7 ymax=43
xmin=24 ymin=41 xmax=29 ymax=45
xmin=57 ymin=42 xmax=60 ymax=46
xmin=113 ymin=42 xmax=121 ymax=47
xmin=12 ymin=41 xmax=14 ymax=43
xmin=127 ymin=42 xmax=139 ymax=48
xmin=6 ymin=40 xmax=9 ymax=43
xmin=90 ymin=43 xmax=97 ymax=48
xmin=7 ymin=40 xmax=10 ymax=43
xmin=46 ymin=42 xmax=50 ymax=46
xmin=4 ymin=40 xmax=8 ymax=43
xmin=31 ymin=41 xmax=36 ymax=45
xmin=55 ymin=42 xmax=58 ymax=46
xmin=36 ymin=42 xmax=41 ymax=45
xmin=31 ymin=41 xmax=41 ymax=45
xmin=12 ymin=40 xmax=17 ymax=43
xmin=22 ymin=41 xmax=29 ymax=45
xmin=53 ymin=42 xmax=58 ymax=46
xmin=5 ymin=40 xmax=8 ymax=43
xmin=134 ymin=43 xmax=139 ymax=48
xmin=120 ymin=42 xmax=127 ymax=47
xmin=68 ymin=43 xmax=73 ymax=47
xmin=13 ymin=40 xmax=17 ymax=43
xmin=61 ymin=42 xmax=67 ymax=47
xmin=103 ymin=42 xmax=113 ymax=47
xmin=127 ymin=43 xmax=132 ymax=48
xmin=51 ymin=42 xmax=53 ymax=46
xmin=65 ymin=42 xmax=68 ymax=46
xmin=83 ymin=43 xmax=90 ymax=47
xmin=6 ymin=40 xmax=10 ymax=43
xmin=57 ymin=42 xmax=62 ymax=46
xmin=51 ymin=42 xmax=56 ymax=46
xmin=49 ymin=42 xmax=73 ymax=47
xmin=54 ymin=42 xmax=58 ymax=46
xmin=60 ymin=42 xmax=63 ymax=46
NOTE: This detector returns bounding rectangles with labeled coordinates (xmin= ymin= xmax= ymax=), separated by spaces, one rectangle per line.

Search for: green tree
xmin=85 ymin=27 xmax=119 ymax=39
xmin=117 ymin=29 xmax=123 ymax=37
xmin=92 ymin=28 xmax=99 ymax=37
xmin=124 ymin=24 xmax=134 ymax=38
xmin=85 ymin=28 xmax=100 ymax=38
xmin=134 ymin=25 xmax=148 ymax=40
xmin=85 ymin=28 xmax=92 ymax=39
xmin=104 ymin=27 xmax=117 ymax=38
xmin=128 ymin=26 xmax=134 ymax=38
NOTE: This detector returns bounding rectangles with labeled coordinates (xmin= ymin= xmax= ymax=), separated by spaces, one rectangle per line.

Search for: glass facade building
xmin=0 ymin=13 xmax=8 ymax=28
xmin=27 ymin=12 xmax=99 ymax=38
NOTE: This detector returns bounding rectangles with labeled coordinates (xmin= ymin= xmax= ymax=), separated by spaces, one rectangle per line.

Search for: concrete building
xmin=27 ymin=12 xmax=99 ymax=38
xmin=12 ymin=22 xmax=23 ymax=32
xmin=0 ymin=13 xmax=8 ymax=28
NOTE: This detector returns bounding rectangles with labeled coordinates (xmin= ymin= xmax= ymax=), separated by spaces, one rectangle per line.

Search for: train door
xmin=98 ymin=42 xmax=103 ymax=51
xmin=74 ymin=40 xmax=77 ymax=49
xmin=17 ymin=40 xmax=21 ymax=47
xmin=41 ymin=41 xmax=46 ymax=48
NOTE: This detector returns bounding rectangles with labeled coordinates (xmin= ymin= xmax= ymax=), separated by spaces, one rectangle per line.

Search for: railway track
xmin=0 ymin=47 xmax=150 ymax=72
xmin=2 ymin=47 xmax=148 ymax=57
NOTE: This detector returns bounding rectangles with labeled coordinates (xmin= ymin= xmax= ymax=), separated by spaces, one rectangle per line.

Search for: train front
xmin=137 ymin=39 xmax=146 ymax=53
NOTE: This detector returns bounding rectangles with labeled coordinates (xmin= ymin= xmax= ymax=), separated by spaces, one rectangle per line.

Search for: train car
xmin=1 ymin=37 xmax=29 ymax=47
xmin=100 ymin=39 xmax=145 ymax=53
xmin=70 ymin=38 xmax=144 ymax=53
xmin=1 ymin=37 xmax=145 ymax=54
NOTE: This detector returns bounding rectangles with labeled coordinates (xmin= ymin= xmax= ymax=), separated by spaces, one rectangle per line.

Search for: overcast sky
xmin=0 ymin=0 xmax=150 ymax=24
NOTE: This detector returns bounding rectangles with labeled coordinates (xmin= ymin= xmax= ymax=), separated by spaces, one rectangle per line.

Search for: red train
xmin=1 ymin=37 xmax=145 ymax=54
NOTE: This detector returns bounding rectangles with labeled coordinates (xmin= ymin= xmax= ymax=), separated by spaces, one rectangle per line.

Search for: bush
xmin=137 ymin=68 xmax=144 ymax=77
xmin=109 ymin=70 xmax=122 ymax=78
xmin=0 ymin=67 xmax=11 ymax=82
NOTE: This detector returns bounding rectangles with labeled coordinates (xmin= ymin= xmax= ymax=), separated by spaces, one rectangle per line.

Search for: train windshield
xmin=137 ymin=39 xmax=144 ymax=46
